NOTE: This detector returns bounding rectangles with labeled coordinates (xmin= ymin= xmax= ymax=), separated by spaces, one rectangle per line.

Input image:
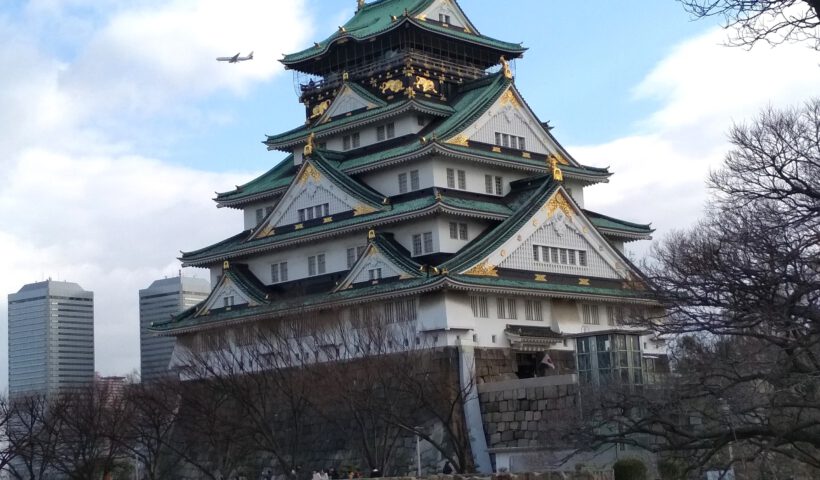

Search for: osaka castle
xmin=153 ymin=0 xmax=663 ymax=390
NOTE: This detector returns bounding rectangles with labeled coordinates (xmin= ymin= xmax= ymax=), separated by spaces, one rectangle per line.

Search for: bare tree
xmin=568 ymin=99 xmax=820 ymax=476
xmin=7 ymin=394 xmax=63 ymax=480
xmin=119 ymin=377 xmax=184 ymax=480
xmin=679 ymin=0 xmax=820 ymax=50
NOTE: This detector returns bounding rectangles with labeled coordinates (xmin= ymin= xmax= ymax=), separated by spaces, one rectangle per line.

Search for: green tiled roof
xmin=447 ymin=275 xmax=653 ymax=300
xmin=441 ymin=177 xmax=560 ymax=273
xmin=281 ymin=0 xmax=525 ymax=66
xmin=372 ymin=233 xmax=424 ymax=277
xmin=223 ymin=264 xmax=270 ymax=304
xmin=264 ymin=98 xmax=453 ymax=149
xmin=182 ymin=191 xmax=511 ymax=266
xmin=215 ymin=156 xmax=296 ymax=206
xmin=584 ymin=209 xmax=653 ymax=236
xmin=310 ymin=150 xmax=387 ymax=209
xmin=151 ymin=275 xmax=445 ymax=333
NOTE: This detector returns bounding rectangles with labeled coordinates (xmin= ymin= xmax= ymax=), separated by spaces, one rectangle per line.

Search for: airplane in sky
xmin=216 ymin=51 xmax=253 ymax=63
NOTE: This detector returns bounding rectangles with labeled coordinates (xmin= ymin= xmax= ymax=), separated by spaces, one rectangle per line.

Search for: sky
xmin=1 ymin=0 xmax=819 ymax=388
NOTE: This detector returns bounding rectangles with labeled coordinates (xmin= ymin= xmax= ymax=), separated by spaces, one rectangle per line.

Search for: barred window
xmin=485 ymin=174 xmax=493 ymax=194
xmin=368 ymin=268 xmax=382 ymax=281
xmin=410 ymin=170 xmax=420 ymax=190
xmin=398 ymin=173 xmax=408 ymax=193
xmin=412 ymin=234 xmax=422 ymax=256
xmin=457 ymin=170 xmax=466 ymax=190
xmin=446 ymin=168 xmax=455 ymax=188
xmin=449 ymin=222 xmax=458 ymax=239
xmin=606 ymin=305 xmax=624 ymax=326
xmin=525 ymin=300 xmax=543 ymax=321
xmin=271 ymin=262 xmax=288 ymax=283
xmin=423 ymin=232 xmax=433 ymax=253
xmin=494 ymin=176 xmax=503 ymax=195
xmin=497 ymin=297 xmax=517 ymax=319
xmin=582 ymin=304 xmax=600 ymax=325
xmin=458 ymin=223 xmax=468 ymax=240
xmin=470 ymin=296 xmax=489 ymax=318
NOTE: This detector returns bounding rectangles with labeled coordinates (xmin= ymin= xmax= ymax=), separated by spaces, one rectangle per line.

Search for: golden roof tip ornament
xmin=550 ymin=154 xmax=563 ymax=182
xmin=342 ymin=71 xmax=349 ymax=82
xmin=368 ymin=229 xmax=376 ymax=239
xmin=500 ymin=56 xmax=513 ymax=80
xmin=357 ymin=0 xmax=365 ymax=11
xmin=303 ymin=132 xmax=315 ymax=157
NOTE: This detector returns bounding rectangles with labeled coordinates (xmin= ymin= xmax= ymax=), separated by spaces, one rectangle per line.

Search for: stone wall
xmin=477 ymin=375 xmax=579 ymax=450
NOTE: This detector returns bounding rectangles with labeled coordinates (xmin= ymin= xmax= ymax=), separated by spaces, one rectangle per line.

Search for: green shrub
xmin=613 ymin=458 xmax=647 ymax=480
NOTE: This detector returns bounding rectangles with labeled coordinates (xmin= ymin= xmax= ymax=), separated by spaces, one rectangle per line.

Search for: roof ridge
xmin=310 ymin=151 xmax=387 ymax=208
xmin=582 ymin=209 xmax=652 ymax=230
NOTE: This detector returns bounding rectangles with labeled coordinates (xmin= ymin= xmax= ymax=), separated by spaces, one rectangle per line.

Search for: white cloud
xmin=0 ymin=0 xmax=312 ymax=388
xmin=576 ymin=28 xmax=820 ymax=258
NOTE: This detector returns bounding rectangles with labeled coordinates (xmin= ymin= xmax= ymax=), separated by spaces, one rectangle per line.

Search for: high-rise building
xmin=139 ymin=276 xmax=209 ymax=382
xmin=8 ymin=280 xmax=94 ymax=396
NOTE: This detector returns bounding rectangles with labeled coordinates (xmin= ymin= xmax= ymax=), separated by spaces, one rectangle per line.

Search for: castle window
xmin=470 ymin=296 xmax=488 ymax=318
xmin=447 ymin=168 xmax=455 ymax=188
xmin=308 ymin=254 xmax=326 ymax=276
xmin=398 ymin=173 xmax=408 ymax=193
xmin=458 ymin=223 xmax=468 ymax=240
xmin=410 ymin=170 xmax=420 ymax=190
xmin=343 ymin=132 xmax=360 ymax=150
xmin=368 ymin=268 xmax=382 ymax=281
xmin=449 ymin=222 xmax=458 ymax=239
xmin=223 ymin=296 xmax=234 ymax=308
xmin=494 ymin=176 xmax=503 ymax=195
xmin=377 ymin=122 xmax=395 ymax=141
xmin=346 ymin=246 xmax=366 ymax=268
xmin=497 ymin=297 xmax=517 ymax=320
xmin=412 ymin=234 xmax=422 ymax=256
xmin=423 ymin=232 xmax=433 ymax=253
xmin=438 ymin=13 xmax=451 ymax=24
xmin=447 ymin=169 xmax=466 ymax=190
xmin=582 ymin=304 xmax=600 ymax=325
xmin=525 ymin=300 xmax=543 ymax=321
xmin=606 ymin=305 xmax=624 ymax=326
xmin=457 ymin=170 xmax=466 ymax=189
xmin=271 ymin=262 xmax=288 ymax=283
xmin=495 ymin=131 xmax=526 ymax=151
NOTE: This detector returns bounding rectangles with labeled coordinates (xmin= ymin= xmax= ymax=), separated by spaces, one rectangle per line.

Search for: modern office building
xmin=139 ymin=276 xmax=210 ymax=382
xmin=8 ymin=280 xmax=94 ymax=396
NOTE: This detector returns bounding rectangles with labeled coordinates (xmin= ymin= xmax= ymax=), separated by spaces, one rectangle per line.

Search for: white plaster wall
xmin=243 ymin=200 xmax=277 ymax=230
xmin=359 ymin=158 xmax=434 ymax=196
xmin=562 ymin=179 xmax=585 ymax=208
xmin=431 ymin=157 xmax=529 ymax=196
xmin=387 ymin=216 xmax=441 ymax=257
xmin=436 ymin=216 xmax=492 ymax=253
xmin=245 ymin=232 xmax=370 ymax=284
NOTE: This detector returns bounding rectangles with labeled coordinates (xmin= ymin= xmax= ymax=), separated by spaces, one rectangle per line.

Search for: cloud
xmin=575 ymin=28 xmax=820 ymax=257
xmin=0 ymin=0 xmax=313 ymax=388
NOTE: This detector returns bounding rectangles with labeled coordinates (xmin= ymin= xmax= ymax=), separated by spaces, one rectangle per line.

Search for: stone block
xmin=502 ymin=412 xmax=514 ymax=422
xmin=517 ymin=389 xmax=526 ymax=400
xmin=497 ymin=422 xmax=506 ymax=431
xmin=514 ymin=431 xmax=525 ymax=440
xmin=527 ymin=389 xmax=536 ymax=400
xmin=503 ymin=389 xmax=513 ymax=400
xmin=535 ymin=387 xmax=544 ymax=400
xmin=528 ymin=421 xmax=538 ymax=430
xmin=501 ymin=430 xmax=514 ymax=442
xmin=490 ymin=432 xmax=501 ymax=445
xmin=533 ymin=411 xmax=542 ymax=421
xmin=525 ymin=411 xmax=533 ymax=421
xmin=515 ymin=411 xmax=525 ymax=421
xmin=509 ymin=421 xmax=519 ymax=430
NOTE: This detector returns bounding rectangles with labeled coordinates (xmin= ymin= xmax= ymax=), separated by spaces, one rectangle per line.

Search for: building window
xmin=497 ymin=297 xmax=517 ymax=320
xmin=346 ymin=246 xmax=367 ymax=268
xmin=223 ymin=296 xmax=234 ymax=308
xmin=449 ymin=222 xmax=458 ymax=239
xmin=534 ymin=245 xmax=588 ymax=267
xmin=412 ymin=234 xmax=422 ymax=256
xmin=606 ymin=305 xmax=623 ymax=326
xmin=398 ymin=173 xmax=408 ymax=193
xmin=368 ymin=268 xmax=382 ymax=281
xmin=298 ymin=203 xmax=329 ymax=223
xmin=457 ymin=170 xmax=466 ymax=190
xmin=582 ymin=304 xmax=600 ymax=325
xmin=438 ymin=13 xmax=451 ymax=24
xmin=377 ymin=122 xmax=395 ymax=141
xmin=410 ymin=170 xmax=420 ymax=190
xmin=458 ymin=223 xmax=468 ymax=240
xmin=470 ymin=296 xmax=489 ymax=318
xmin=495 ymin=131 xmax=526 ymax=151
xmin=485 ymin=174 xmax=493 ymax=194
xmin=423 ymin=232 xmax=433 ymax=253
xmin=525 ymin=299 xmax=543 ymax=321
xmin=308 ymin=254 xmax=326 ymax=276
xmin=447 ymin=168 xmax=455 ymax=188
xmin=271 ymin=262 xmax=288 ymax=283
xmin=494 ymin=176 xmax=503 ymax=195
xmin=577 ymin=333 xmax=642 ymax=386
xmin=256 ymin=208 xmax=265 ymax=225
xmin=342 ymin=132 xmax=360 ymax=150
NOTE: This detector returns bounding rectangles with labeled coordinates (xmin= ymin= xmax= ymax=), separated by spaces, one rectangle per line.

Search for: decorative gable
xmin=197 ymin=269 xmax=263 ymax=317
xmin=460 ymin=189 xmax=634 ymax=281
xmin=446 ymin=86 xmax=577 ymax=165
xmin=335 ymin=233 xmax=422 ymax=291
xmin=252 ymin=158 xmax=382 ymax=239
xmin=317 ymin=83 xmax=381 ymax=123
xmin=416 ymin=0 xmax=477 ymax=32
